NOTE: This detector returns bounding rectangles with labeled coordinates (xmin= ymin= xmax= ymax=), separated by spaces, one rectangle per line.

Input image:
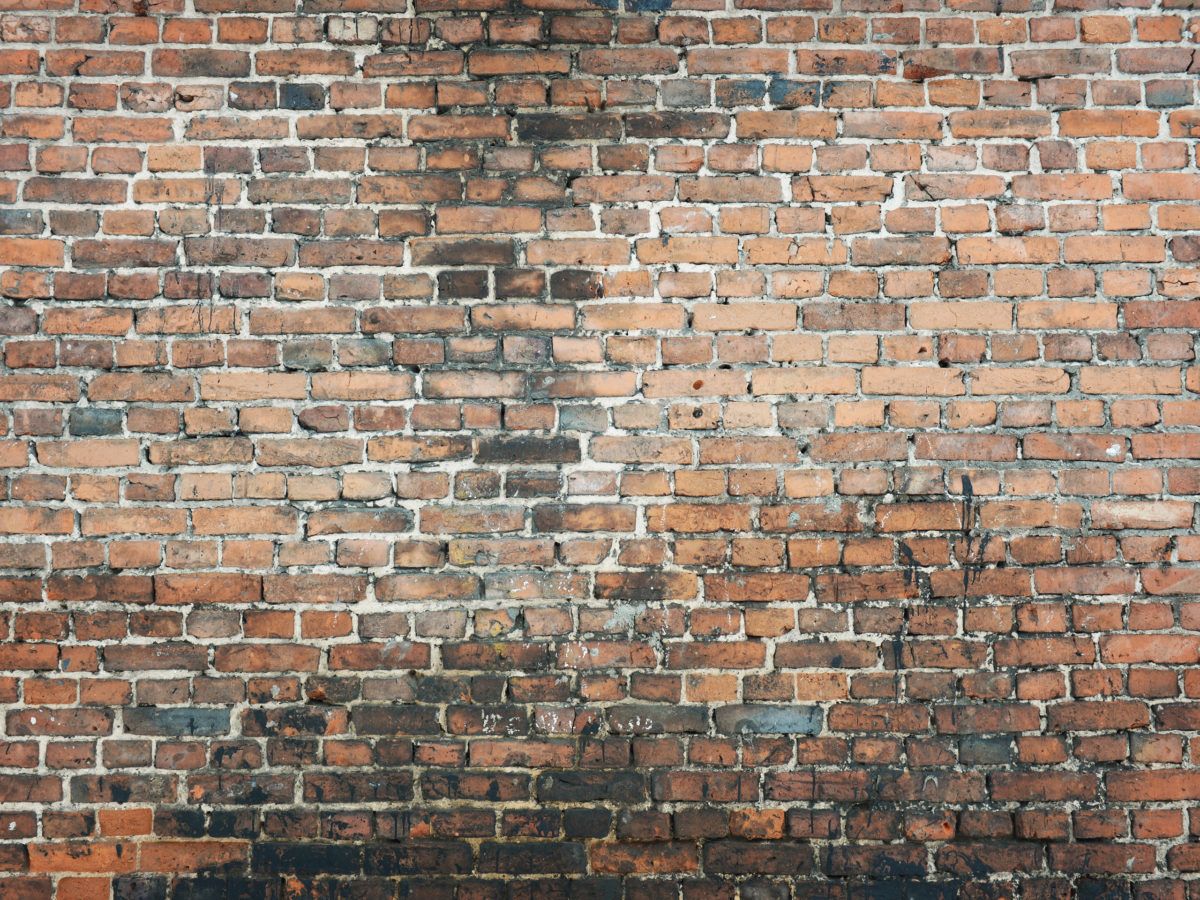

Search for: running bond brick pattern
xmin=0 ymin=0 xmax=1198 ymax=896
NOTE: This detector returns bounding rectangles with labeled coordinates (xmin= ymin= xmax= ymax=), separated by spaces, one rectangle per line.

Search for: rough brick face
xmin=0 ymin=0 xmax=1198 ymax=895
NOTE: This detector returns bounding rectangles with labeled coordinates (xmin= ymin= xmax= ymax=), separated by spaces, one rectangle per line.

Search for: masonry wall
xmin=0 ymin=0 xmax=1198 ymax=896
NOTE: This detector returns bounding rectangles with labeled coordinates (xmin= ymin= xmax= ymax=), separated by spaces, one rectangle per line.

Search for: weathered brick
xmin=0 ymin=5 xmax=1191 ymax=891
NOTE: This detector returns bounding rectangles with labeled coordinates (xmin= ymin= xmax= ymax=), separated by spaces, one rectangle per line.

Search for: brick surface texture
xmin=0 ymin=0 xmax=1198 ymax=896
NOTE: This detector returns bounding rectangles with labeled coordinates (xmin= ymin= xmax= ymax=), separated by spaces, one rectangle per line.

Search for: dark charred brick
xmin=340 ymin=704 xmax=437 ymax=735
xmin=173 ymin=878 xmax=282 ymax=900
xmin=68 ymin=407 xmax=123 ymax=436
xmin=825 ymin=845 xmax=929 ymax=879
xmin=153 ymin=808 xmax=206 ymax=838
xmin=410 ymin=239 xmax=515 ymax=267
xmin=122 ymin=708 xmax=231 ymax=737
xmin=279 ymin=83 xmax=324 ymax=110
xmin=537 ymin=771 xmax=646 ymax=804
xmin=362 ymin=842 xmax=472 ymax=875
xmin=564 ymin=808 xmax=612 ymax=839
xmin=252 ymin=842 xmax=362 ymax=876
xmin=704 ymin=841 xmax=815 ymax=876
xmin=516 ymin=115 xmax=622 ymax=141
xmin=550 ymin=270 xmax=603 ymax=300
xmin=303 ymin=772 xmax=414 ymax=803
xmin=476 ymin=436 xmax=581 ymax=464
xmin=438 ymin=269 xmax=489 ymax=299
xmin=240 ymin=706 xmax=346 ymax=737
xmin=478 ymin=841 xmax=587 ymax=875
xmin=626 ymin=113 xmax=731 ymax=139
xmin=113 ymin=875 xmax=168 ymax=900
xmin=70 ymin=774 xmax=175 ymax=803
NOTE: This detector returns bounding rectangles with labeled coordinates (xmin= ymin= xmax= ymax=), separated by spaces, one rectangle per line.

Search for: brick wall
xmin=1 ymin=0 xmax=1199 ymax=895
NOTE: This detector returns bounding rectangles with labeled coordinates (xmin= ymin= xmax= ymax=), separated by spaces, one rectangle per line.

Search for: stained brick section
xmin=0 ymin=0 xmax=1198 ymax=895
